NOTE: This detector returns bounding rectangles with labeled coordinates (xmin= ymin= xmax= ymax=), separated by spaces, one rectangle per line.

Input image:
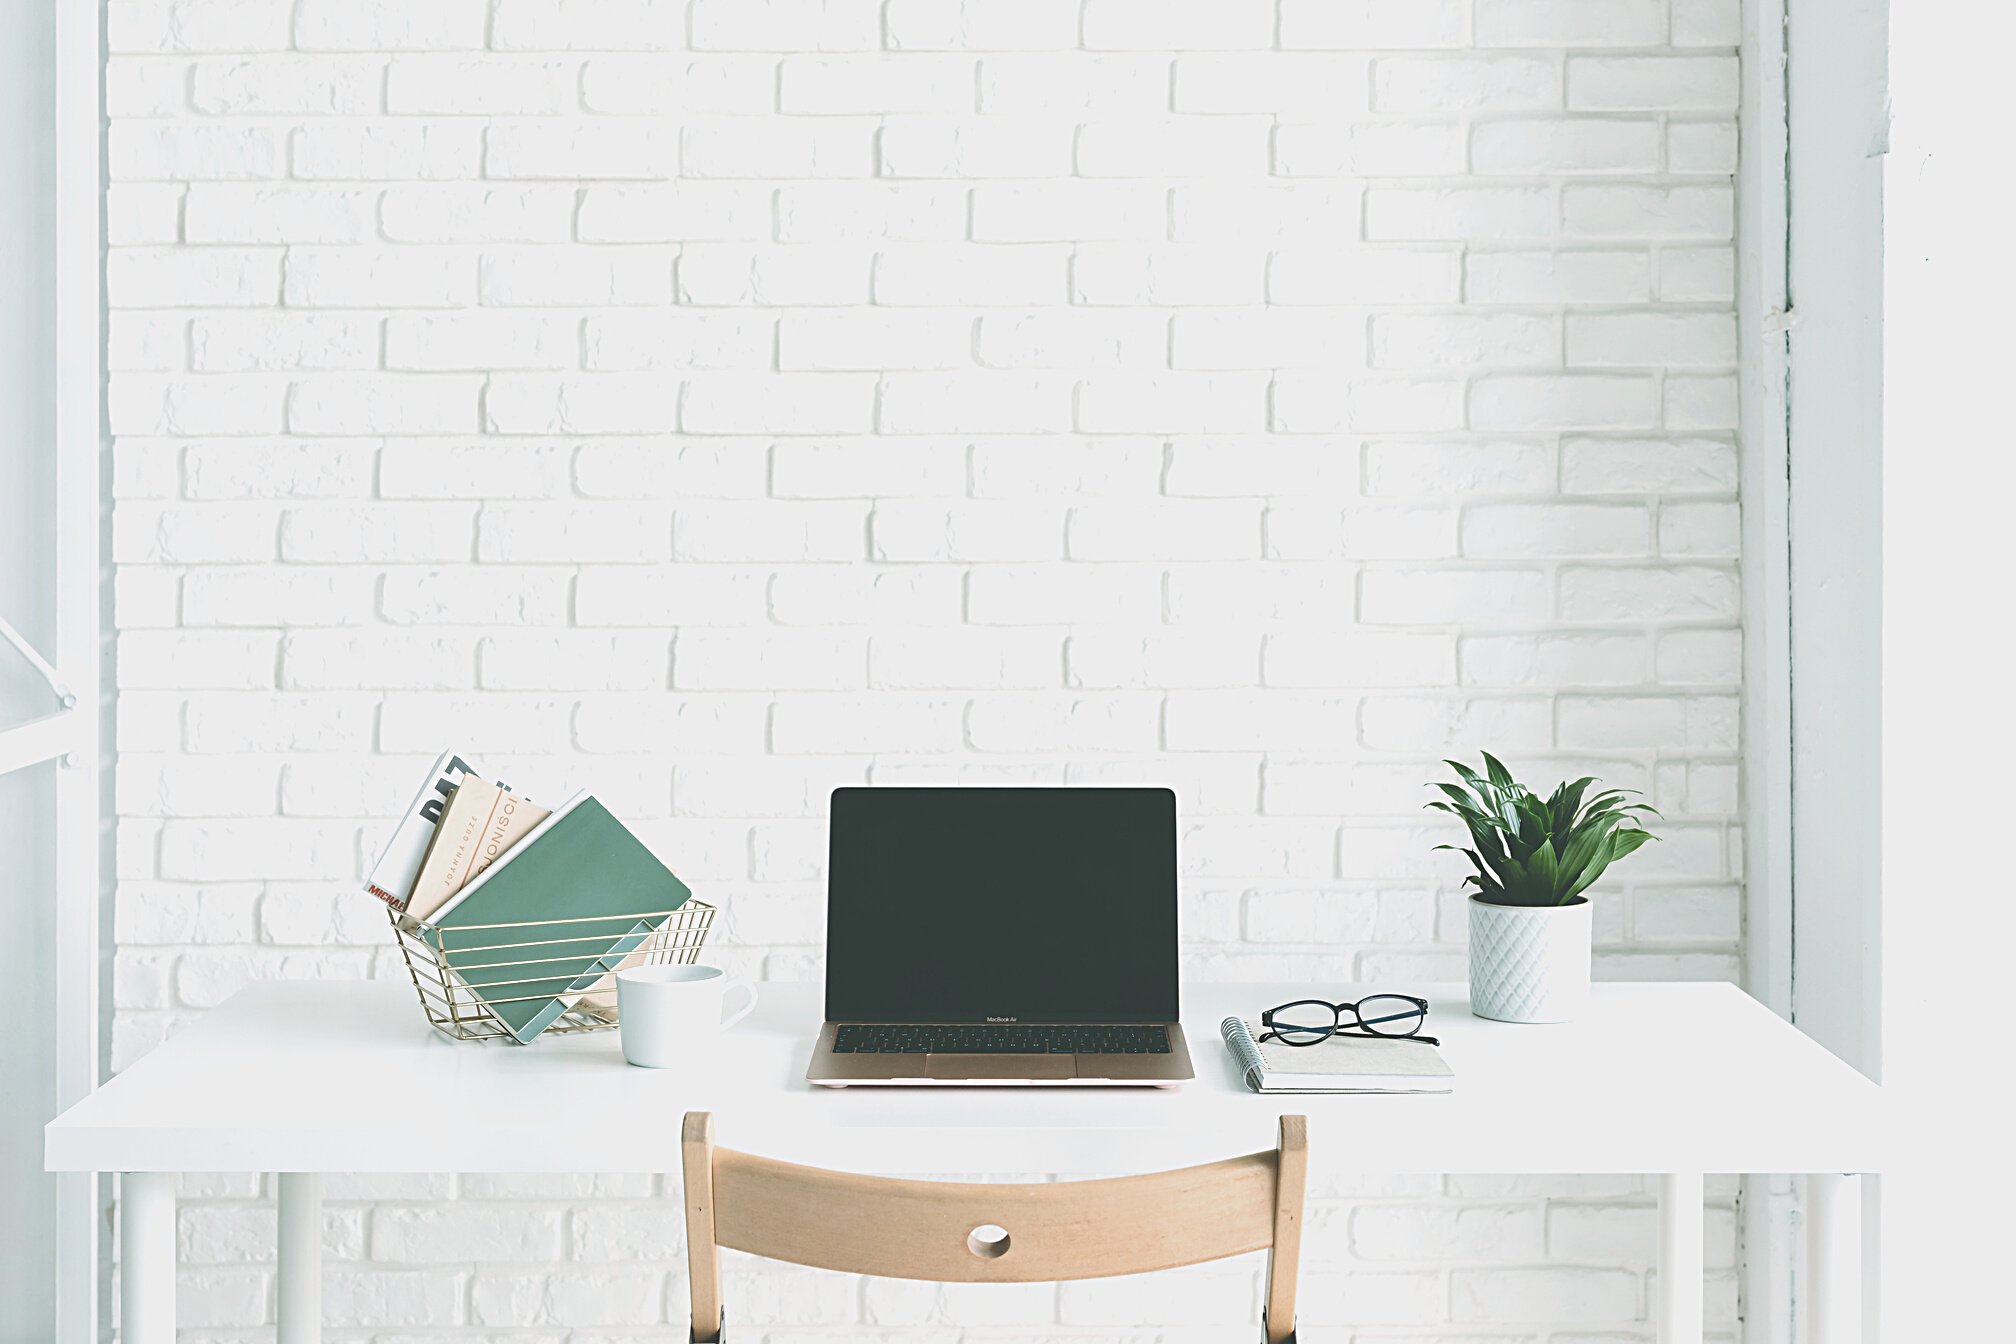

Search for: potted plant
xmin=1428 ymin=754 xmax=1658 ymax=1023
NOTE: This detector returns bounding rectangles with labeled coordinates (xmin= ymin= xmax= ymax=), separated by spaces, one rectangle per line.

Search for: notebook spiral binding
xmin=389 ymin=901 xmax=717 ymax=1042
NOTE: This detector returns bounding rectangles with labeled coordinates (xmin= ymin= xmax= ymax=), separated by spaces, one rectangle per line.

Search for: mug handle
xmin=720 ymin=978 xmax=758 ymax=1032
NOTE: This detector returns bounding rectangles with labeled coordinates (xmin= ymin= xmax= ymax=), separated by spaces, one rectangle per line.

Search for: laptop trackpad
xmin=926 ymin=1054 xmax=1075 ymax=1081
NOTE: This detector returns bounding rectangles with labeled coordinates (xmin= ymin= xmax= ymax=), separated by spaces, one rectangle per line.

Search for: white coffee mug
xmin=616 ymin=964 xmax=757 ymax=1070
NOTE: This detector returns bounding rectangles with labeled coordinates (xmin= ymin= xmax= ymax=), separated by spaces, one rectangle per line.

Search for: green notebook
xmin=423 ymin=793 xmax=691 ymax=1043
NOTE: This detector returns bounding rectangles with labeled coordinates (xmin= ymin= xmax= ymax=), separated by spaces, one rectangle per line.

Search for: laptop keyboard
xmin=833 ymin=1024 xmax=1172 ymax=1055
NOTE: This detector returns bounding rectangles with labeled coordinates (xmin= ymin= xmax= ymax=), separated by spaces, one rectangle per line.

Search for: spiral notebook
xmin=1220 ymin=1017 xmax=1455 ymax=1094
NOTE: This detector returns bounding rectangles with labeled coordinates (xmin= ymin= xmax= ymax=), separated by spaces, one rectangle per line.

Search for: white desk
xmin=48 ymin=980 xmax=1883 ymax=1344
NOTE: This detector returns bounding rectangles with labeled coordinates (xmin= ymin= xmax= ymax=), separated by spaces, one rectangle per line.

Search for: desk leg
xmin=278 ymin=1173 xmax=322 ymax=1344
xmin=1656 ymin=1171 xmax=1705 ymax=1344
xmin=1804 ymin=1174 xmax=1862 ymax=1344
xmin=120 ymin=1172 xmax=175 ymax=1344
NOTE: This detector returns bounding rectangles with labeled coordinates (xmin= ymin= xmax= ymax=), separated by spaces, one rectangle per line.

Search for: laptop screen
xmin=824 ymin=786 xmax=1179 ymax=1024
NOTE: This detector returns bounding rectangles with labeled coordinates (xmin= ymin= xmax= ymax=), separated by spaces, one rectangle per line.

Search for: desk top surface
xmin=46 ymin=979 xmax=1885 ymax=1176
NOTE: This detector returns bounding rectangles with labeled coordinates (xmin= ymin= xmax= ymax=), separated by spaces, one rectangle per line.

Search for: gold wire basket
xmin=390 ymin=901 xmax=717 ymax=1043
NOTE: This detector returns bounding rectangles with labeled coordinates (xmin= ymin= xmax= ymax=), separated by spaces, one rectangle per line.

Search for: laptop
xmin=806 ymin=785 xmax=1196 ymax=1087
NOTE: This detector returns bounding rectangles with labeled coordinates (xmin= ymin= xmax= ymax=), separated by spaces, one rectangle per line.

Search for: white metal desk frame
xmin=55 ymin=982 xmax=1878 ymax=1344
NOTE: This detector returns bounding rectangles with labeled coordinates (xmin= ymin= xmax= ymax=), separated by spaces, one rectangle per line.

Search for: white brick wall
xmin=107 ymin=0 xmax=1744 ymax=1337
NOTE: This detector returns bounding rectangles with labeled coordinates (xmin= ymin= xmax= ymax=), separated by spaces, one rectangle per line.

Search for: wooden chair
xmin=682 ymin=1111 xmax=1307 ymax=1344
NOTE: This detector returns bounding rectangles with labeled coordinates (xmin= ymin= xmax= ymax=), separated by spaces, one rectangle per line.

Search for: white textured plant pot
xmin=1468 ymin=895 xmax=1593 ymax=1023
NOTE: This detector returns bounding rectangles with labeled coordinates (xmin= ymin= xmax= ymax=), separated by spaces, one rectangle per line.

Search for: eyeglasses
xmin=1257 ymin=994 xmax=1437 ymax=1048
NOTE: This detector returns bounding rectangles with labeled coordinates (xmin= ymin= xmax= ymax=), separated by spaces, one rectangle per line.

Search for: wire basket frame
xmin=390 ymin=900 xmax=716 ymax=1043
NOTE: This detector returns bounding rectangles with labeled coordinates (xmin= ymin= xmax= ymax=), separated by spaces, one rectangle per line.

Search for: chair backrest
xmin=682 ymin=1111 xmax=1306 ymax=1344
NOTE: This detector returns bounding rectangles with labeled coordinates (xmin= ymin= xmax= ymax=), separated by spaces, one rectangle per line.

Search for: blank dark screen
xmin=824 ymin=787 xmax=1179 ymax=1023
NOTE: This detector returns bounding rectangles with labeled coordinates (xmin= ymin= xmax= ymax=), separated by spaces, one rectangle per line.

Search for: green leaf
xmin=1607 ymin=827 xmax=1655 ymax=862
xmin=1482 ymin=752 xmax=1516 ymax=793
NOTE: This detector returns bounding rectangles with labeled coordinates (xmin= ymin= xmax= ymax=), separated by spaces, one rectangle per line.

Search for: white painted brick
xmin=1476 ymin=0 xmax=1667 ymax=46
xmin=119 ymin=631 xmax=278 ymax=690
xmin=1657 ymin=628 xmax=1743 ymax=684
xmin=485 ymin=375 xmax=677 ymax=435
xmin=1569 ymin=312 xmax=1737 ymax=367
xmin=110 ymin=121 xmax=284 ymax=179
xmin=675 ymin=501 xmax=866 ymax=562
xmin=1281 ymin=0 xmax=1470 ymax=49
xmin=111 ymin=373 xmax=289 ymax=436
xmin=485 ymin=120 xmax=679 ymax=180
xmin=468 ymin=1270 xmax=663 ymax=1327
xmin=1361 ymin=568 xmax=1552 ymax=625
xmin=1276 ymin=122 xmax=1466 ymax=177
xmin=191 ymin=56 xmax=383 ymax=115
xmin=873 ymin=630 xmax=1060 ymax=689
xmin=1078 ymin=374 xmax=1266 ymax=434
xmin=969 ymin=692 xmax=1161 ymax=754
xmin=371 ymin=1206 xmax=564 ymax=1262
xmin=1175 ymin=54 xmax=1375 ymax=113
xmin=1461 ymin=631 xmax=1650 ymax=686
xmin=1467 ymin=248 xmax=1650 ymax=303
xmin=1471 ymin=374 xmax=1657 ymax=431
xmin=386 ymin=56 xmax=580 ymax=115
xmin=1451 ymin=1267 xmax=1640 ymax=1323
xmin=690 ymin=0 xmax=883 ymax=52
xmin=1273 ymin=373 xmax=1465 ymax=434
xmin=381 ymin=185 xmax=575 ymax=244
xmin=681 ymin=245 xmax=876 ymax=307
xmin=779 ymin=312 xmax=971 ymax=373
xmin=782 ymin=56 xmax=976 ymax=114
xmin=1172 ymin=183 xmax=1359 ymax=243
xmin=876 ymin=244 xmax=1068 ymax=306
xmin=1078 ymin=117 xmax=1271 ymax=179
xmin=1371 ymin=312 xmax=1557 ymax=370
xmin=582 ymin=55 xmax=776 ymax=114
xmin=1569 ymin=56 xmax=1740 ymax=112
xmin=386 ymin=314 xmax=574 ymax=372
xmin=108 ymin=57 xmax=194 ymax=116
xmin=1067 ymin=501 xmax=1261 ymax=561
xmin=1367 ymin=186 xmax=1555 ymax=242
xmin=879 ymin=117 xmax=1074 ymax=179
xmin=581 ymin=184 xmax=770 ymax=244
xmin=380 ymin=566 xmax=570 ymax=627
xmin=1359 ymin=694 xmax=1553 ymax=752
xmin=490 ymin=0 xmax=683 ymax=51
xmin=886 ymin=0 xmax=1078 ymax=50
xmin=478 ymin=504 xmax=671 ymax=563
xmin=682 ymin=115 xmax=877 ymax=179
xmin=1173 ymin=308 xmax=1363 ymax=371
xmin=1164 ymin=563 xmax=1351 ymax=626
xmin=190 ymin=313 xmax=379 ymax=372
xmin=290 ymin=120 xmax=482 ymax=181
xmin=1079 ymin=244 xmax=1269 ymax=306
xmin=285 ymin=247 xmax=475 ymax=308
xmin=280 ymin=503 xmax=475 ymax=563
xmin=1664 ymin=372 xmax=1740 ymax=429
xmin=282 ymin=630 xmax=473 ymax=691
xmin=687 ymin=373 xmax=876 ymax=434
xmin=295 ymin=1 xmax=487 ymax=51
xmin=1166 ymin=690 xmax=1356 ymax=752
xmin=1270 ymin=248 xmax=1461 ymax=306
xmin=1473 ymin=117 xmax=1663 ymax=175
xmin=109 ymin=247 xmax=281 ymax=307
xmin=676 ymin=632 xmax=865 ymax=690
xmin=1081 ymin=0 xmax=1274 ymax=51
xmin=108 ymin=1 xmax=291 ymax=53
xmin=287 ymin=374 xmax=482 ymax=436
xmin=107 ymin=184 xmax=185 ymax=244
xmin=1661 ymin=245 xmax=1737 ymax=301
xmin=1464 ymin=503 xmax=1651 ymax=558
xmin=576 ymin=441 xmax=768 ymax=498
xmin=973 ymin=182 xmax=1165 ymax=243
xmin=1374 ymin=55 xmax=1562 ymax=112
xmin=109 ymin=313 xmax=187 ymax=372
xmin=1674 ymin=0 xmax=1744 ymax=46
xmin=1265 ymin=630 xmax=1456 ymax=687
xmin=1670 ymin=120 xmax=1740 ymax=174
xmin=479 ymin=246 xmax=674 ymax=306
xmin=1562 ymin=435 xmax=1737 ymax=494
xmin=778 ymin=182 xmax=969 ymax=242
xmin=1659 ymin=501 xmax=1742 ymax=557
xmin=968 ymin=564 xmax=1162 ymax=626
xmin=873 ymin=501 xmax=1064 ymax=561
xmin=768 ymin=565 xmax=962 ymax=625
xmin=881 ymin=372 xmax=1073 ymax=433
xmin=771 ymin=693 xmax=966 ymax=753
xmin=1559 ymin=565 xmax=1739 ymax=622
xmin=183 ymin=567 xmax=374 ymax=627
xmin=979 ymin=54 xmax=1169 ymax=113
xmin=981 ymin=311 xmax=1164 ymax=369
xmin=584 ymin=312 xmax=774 ymax=372
xmin=1066 ymin=630 xmax=1258 ymax=689
xmin=970 ymin=438 xmax=1163 ymax=497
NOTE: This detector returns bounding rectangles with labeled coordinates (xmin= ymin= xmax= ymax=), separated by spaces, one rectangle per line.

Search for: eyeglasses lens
xmin=1357 ymin=995 xmax=1427 ymax=1037
xmin=1268 ymin=1000 xmax=1339 ymax=1044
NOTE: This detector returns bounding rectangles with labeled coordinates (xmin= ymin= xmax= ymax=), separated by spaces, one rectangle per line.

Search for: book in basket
xmin=1220 ymin=1017 xmax=1454 ymax=1094
xmin=422 ymin=792 xmax=691 ymax=1043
